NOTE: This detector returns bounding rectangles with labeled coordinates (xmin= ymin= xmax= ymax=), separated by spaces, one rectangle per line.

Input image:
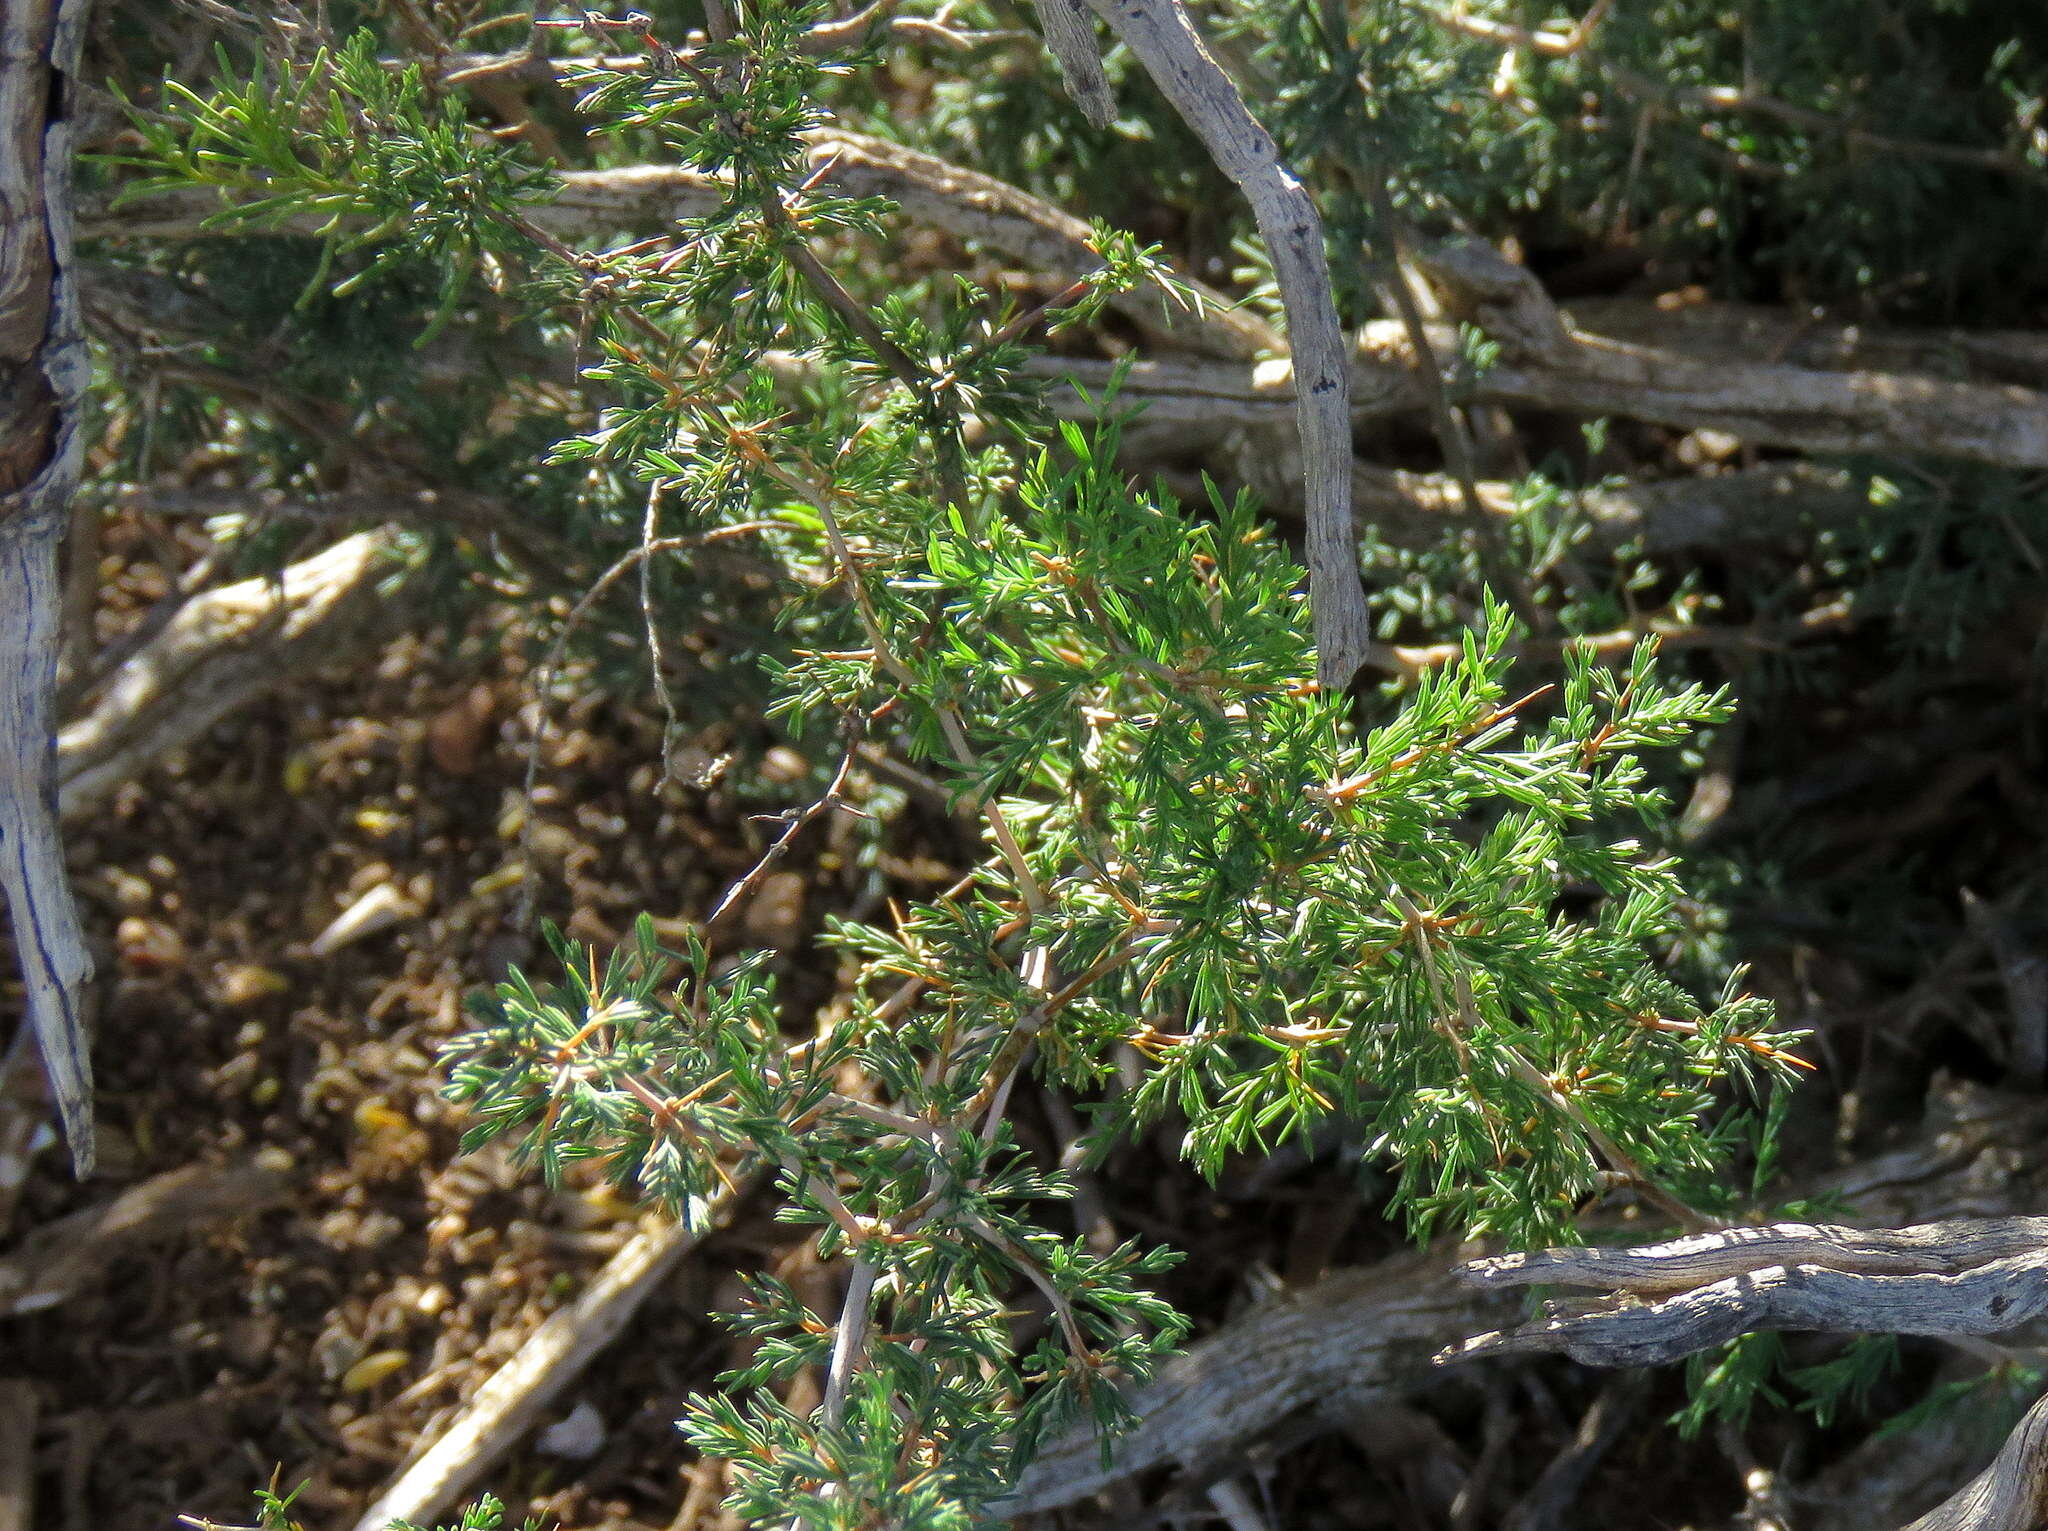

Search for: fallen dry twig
xmin=57 ymin=530 xmax=403 ymax=822
xmin=351 ymin=1181 xmax=752 ymax=1531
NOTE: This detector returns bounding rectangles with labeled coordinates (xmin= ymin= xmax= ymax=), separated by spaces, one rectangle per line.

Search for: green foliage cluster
xmin=112 ymin=10 xmax=1810 ymax=1525
xmin=104 ymin=0 xmax=2048 ymax=1525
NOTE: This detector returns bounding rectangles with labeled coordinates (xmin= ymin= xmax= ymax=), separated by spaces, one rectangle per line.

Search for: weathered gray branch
xmin=88 ymin=144 xmax=2048 ymax=475
xmin=1001 ymin=1251 xmax=1517 ymax=1514
xmin=1440 ymin=1220 xmax=2048 ymax=1369
xmin=83 ymin=127 xmax=1274 ymax=362
xmin=1005 ymin=1080 xmax=2048 ymax=1519
xmin=56 ymin=530 xmax=403 ymax=822
xmin=1458 ymin=1217 xmax=2048 ymax=1296
xmin=1032 ymin=0 xmax=1117 ymax=128
xmin=1029 ymin=292 xmax=2048 ymax=472
xmin=1561 ymin=296 xmax=2048 ymax=391
xmin=1900 ymin=1391 xmax=2048 ymax=1531
xmin=0 ymin=0 xmax=96 ymax=1175
xmin=1437 ymin=1204 xmax=2048 ymax=1531
xmin=1078 ymin=0 xmax=1371 ymax=690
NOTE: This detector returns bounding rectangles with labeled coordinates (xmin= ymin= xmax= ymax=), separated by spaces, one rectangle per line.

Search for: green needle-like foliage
xmin=119 ymin=9 xmax=1811 ymax=1526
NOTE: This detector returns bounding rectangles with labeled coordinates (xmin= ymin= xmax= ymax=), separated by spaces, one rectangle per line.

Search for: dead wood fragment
xmin=56 ymin=530 xmax=403 ymax=823
xmin=1033 ymin=291 xmax=2048 ymax=472
xmin=351 ymin=1183 xmax=750 ymax=1531
xmin=0 ymin=1160 xmax=289 ymax=1315
xmin=1443 ymin=1210 xmax=2048 ymax=1531
xmin=86 ymin=136 xmax=2048 ymax=471
xmin=0 ymin=0 xmax=98 ymax=1176
xmin=1458 ymin=1217 xmax=2048 ymax=1295
xmin=1561 ymin=297 xmax=2048 ymax=391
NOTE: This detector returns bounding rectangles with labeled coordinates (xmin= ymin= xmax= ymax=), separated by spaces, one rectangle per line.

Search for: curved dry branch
xmin=1458 ymin=1217 xmax=2048 ymax=1296
xmin=0 ymin=0 xmax=97 ymax=1176
xmin=1440 ymin=1210 xmax=2048 ymax=1531
xmin=56 ymin=530 xmax=403 ymax=822
xmin=1441 ymin=1237 xmax=2048 ymax=1369
xmin=1079 ymin=0 xmax=1371 ymax=690
xmin=1900 ymin=1391 xmax=2048 ymax=1531
xmin=82 ymin=127 xmax=1274 ymax=362
xmin=1005 ymin=1080 xmax=2048 ymax=1516
xmin=1001 ymin=1252 xmax=1518 ymax=1514
xmin=1030 ymin=290 xmax=2048 ymax=470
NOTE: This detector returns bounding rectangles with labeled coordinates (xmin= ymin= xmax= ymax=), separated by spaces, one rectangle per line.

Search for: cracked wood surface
xmin=0 ymin=0 xmax=95 ymax=1175
xmin=1441 ymin=1237 xmax=2048 ymax=1369
xmin=1004 ymin=1080 xmax=2048 ymax=1522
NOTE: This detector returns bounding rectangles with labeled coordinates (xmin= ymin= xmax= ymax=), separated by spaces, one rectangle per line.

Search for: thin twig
xmin=820 ymin=1255 xmax=880 ymax=1431
xmin=704 ymin=713 xmax=866 ymax=933
xmin=639 ymin=479 xmax=682 ymax=761
xmin=516 ymin=522 xmax=780 ymax=931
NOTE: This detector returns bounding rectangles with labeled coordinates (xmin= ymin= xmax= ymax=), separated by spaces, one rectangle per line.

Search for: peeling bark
xmin=0 ymin=0 xmax=95 ymax=1176
xmin=1004 ymin=1080 xmax=2048 ymax=1519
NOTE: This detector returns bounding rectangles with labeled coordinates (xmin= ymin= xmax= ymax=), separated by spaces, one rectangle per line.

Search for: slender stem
xmin=638 ymin=479 xmax=683 ymax=759
xmin=515 ymin=522 xmax=779 ymax=931
xmin=821 ymin=1255 xmax=880 ymax=1431
xmin=704 ymin=713 xmax=866 ymax=931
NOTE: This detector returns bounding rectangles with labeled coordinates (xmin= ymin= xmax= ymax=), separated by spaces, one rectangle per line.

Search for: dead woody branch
xmin=0 ymin=0 xmax=98 ymax=1175
xmin=1440 ymin=1217 xmax=2048 ymax=1368
xmin=1007 ymin=1081 xmax=2048 ymax=1526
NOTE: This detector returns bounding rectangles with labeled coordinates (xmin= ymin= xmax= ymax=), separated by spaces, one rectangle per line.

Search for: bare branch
xmin=1441 ymin=1218 xmax=2048 ymax=1368
xmin=57 ymin=530 xmax=401 ymax=822
xmin=83 ymin=128 xmax=1274 ymax=362
xmin=1032 ymin=0 xmax=1117 ymax=127
xmin=1006 ymin=1079 xmax=2048 ymax=1514
xmin=1080 ymin=0 xmax=1372 ymax=690
xmin=0 ymin=0 xmax=98 ymax=1175
xmin=1030 ymin=293 xmax=2048 ymax=472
